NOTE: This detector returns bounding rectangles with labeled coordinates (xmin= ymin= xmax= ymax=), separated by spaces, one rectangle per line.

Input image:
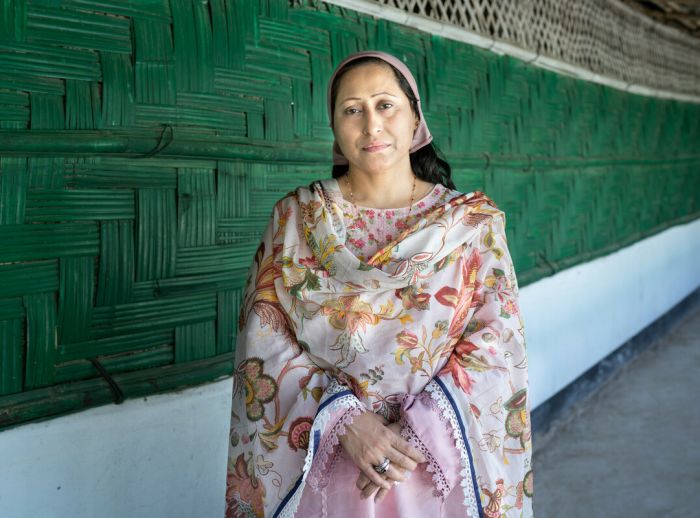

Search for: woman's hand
xmin=355 ymin=422 xmax=410 ymax=503
xmin=338 ymin=411 xmax=426 ymax=498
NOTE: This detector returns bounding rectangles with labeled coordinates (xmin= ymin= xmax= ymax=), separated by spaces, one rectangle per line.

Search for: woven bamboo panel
xmin=0 ymin=0 xmax=698 ymax=428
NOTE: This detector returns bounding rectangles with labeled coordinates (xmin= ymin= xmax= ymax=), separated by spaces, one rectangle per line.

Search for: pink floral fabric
xmin=336 ymin=182 xmax=455 ymax=262
xmin=226 ymin=178 xmax=533 ymax=517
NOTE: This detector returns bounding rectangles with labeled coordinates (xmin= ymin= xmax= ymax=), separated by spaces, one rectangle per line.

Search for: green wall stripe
xmin=0 ymin=157 xmax=28 ymax=224
xmin=54 ymin=346 xmax=173 ymax=384
xmin=0 ymin=224 xmax=99 ymax=261
xmin=0 ymin=298 xmax=24 ymax=321
xmin=216 ymin=289 xmax=239 ymax=355
xmin=25 ymin=189 xmax=135 ymax=222
xmin=23 ymin=293 xmax=56 ymax=390
xmin=27 ymin=4 xmax=132 ymax=54
xmin=90 ymin=293 xmax=216 ymax=338
xmin=0 ymin=261 xmax=58 ymax=298
xmin=96 ymin=220 xmax=135 ymax=306
xmin=101 ymin=52 xmax=135 ymax=127
xmin=136 ymin=189 xmax=176 ymax=282
xmin=175 ymin=321 xmax=216 ymax=363
xmin=57 ymin=257 xmax=95 ymax=345
xmin=0 ymin=318 xmax=24 ymax=395
xmin=59 ymin=329 xmax=173 ymax=362
xmin=0 ymin=41 xmax=100 ymax=81
xmin=177 ymin=168 xmax=216 ymax=247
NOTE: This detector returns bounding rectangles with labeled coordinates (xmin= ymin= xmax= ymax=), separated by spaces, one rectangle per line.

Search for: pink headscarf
xmin=326 ymin=51 xmax=433 ymax=166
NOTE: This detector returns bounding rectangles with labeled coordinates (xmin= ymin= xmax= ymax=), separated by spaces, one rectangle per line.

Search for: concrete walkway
xmin=533 ymin=308 xmax=700 ymax=517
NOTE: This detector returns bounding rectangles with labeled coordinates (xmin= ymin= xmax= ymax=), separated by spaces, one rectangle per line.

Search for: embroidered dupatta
xmin=226 ymin=179 xmax=533 ymax=517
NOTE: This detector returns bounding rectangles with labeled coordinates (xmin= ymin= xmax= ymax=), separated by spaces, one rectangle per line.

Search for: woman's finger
xmin=378 ymin=463 xmax=407 ymax=484
xmin=374 ymin=485 xmax=391 ymax=503
xmin=361 ymin=481 xmax=381 ymax=499
xmin=360 ymin=462 xmax=393 ymax=490
xmin=355 ymin=471 xmax=371 ymax=491
xmin=385 ymin=447 xmax=419 ymax=473
xmin=389 ymin=433 xmax=427 ymax=464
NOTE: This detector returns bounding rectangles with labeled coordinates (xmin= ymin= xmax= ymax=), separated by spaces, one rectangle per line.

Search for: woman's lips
xmin=362 ymin=143 xmax=390 ymax=152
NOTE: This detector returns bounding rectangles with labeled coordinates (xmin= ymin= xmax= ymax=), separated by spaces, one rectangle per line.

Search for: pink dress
xmin=296 ymin=182 xmax=469 ymax=516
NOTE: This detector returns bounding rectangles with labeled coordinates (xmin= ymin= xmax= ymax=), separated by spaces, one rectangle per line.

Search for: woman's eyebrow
xmin=341 ymin=91 xmax=399 ymax=103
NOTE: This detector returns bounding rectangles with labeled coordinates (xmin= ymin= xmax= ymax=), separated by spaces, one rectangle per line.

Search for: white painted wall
xmin=0 ymin=218 xmax=698 ymax=518
xmin=0 ymin=380 xmax=233 ymax=518
xmin=521 ymin=217 xmax=700 ymax=408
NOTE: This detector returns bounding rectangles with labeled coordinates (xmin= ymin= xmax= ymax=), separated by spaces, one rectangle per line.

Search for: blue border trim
xmin=435 ymin=377 xmax=484 ymax=517
xmin=273 ymin=389 xmax=355 ymax=517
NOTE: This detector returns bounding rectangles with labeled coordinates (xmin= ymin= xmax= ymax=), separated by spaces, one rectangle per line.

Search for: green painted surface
xmin=0 ymin=0 xmax=698 ymax=428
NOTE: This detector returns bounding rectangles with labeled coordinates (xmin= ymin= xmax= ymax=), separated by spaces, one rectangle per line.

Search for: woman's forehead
xmin=335 ymin=62 xmax=404 ymax=102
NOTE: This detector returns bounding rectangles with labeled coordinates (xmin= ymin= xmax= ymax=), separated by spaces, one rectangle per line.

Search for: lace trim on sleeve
xmin=424 ymin=380 xmax=481 ymax=518
xmin=305 ymin=403 xmax=366 ymax=492
xmin=276 ymin=379 xmax=366 ymax=518
xmin=398 ymin=413 xmax=451 ymax=500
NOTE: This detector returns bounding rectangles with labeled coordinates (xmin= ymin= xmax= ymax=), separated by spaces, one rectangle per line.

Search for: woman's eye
xmin=343 ymin=103 xmax=392 ymax=115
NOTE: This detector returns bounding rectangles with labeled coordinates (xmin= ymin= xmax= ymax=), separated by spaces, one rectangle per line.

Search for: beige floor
xmin=533 ymin=307 xmax=700 ymax=517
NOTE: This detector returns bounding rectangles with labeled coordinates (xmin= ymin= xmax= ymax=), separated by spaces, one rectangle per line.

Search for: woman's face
xmin=332 ymin=62 xmax=419 ymax=176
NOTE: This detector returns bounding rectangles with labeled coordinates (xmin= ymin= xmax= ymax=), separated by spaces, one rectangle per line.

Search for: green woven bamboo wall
xmin=0 ymin=0 xmax=698 ymax=428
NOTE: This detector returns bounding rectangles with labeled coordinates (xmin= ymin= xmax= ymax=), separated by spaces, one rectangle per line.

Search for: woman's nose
xmin=363 ymin=109 xmax=382 ymax=135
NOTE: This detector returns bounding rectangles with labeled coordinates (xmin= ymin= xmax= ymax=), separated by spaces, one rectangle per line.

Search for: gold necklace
xmin=344 ymin=173 xmax=417 ymax=218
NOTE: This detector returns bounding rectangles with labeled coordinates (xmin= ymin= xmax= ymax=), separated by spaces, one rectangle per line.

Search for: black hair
xmin=329 ymin=56 xmax=455 ymax=190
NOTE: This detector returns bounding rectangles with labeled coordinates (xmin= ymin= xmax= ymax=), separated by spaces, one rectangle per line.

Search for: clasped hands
xmin=338 ymin=410 xmax=427 ymax=504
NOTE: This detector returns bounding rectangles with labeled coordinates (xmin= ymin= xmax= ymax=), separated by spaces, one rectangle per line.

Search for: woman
xmin=226 ymin=51 xmax=533 ymax=517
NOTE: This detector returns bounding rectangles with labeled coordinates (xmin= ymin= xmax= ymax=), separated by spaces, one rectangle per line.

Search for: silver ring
xmin=372 ymin=457 xmax=391 ymax=474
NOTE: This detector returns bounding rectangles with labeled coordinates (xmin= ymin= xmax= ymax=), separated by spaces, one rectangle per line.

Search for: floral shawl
xmin=226 ymin=178 xmax=533 ymax=517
